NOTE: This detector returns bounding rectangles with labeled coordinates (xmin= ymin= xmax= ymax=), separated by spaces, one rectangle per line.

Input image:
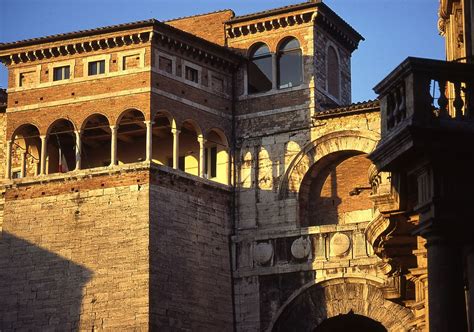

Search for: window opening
xmin=278 ymin=38 xmax=302 ymax=89
xmin=248 ymin=43 xmax=272 ymax=94
xmin=88 ymin=60 xmax=106 ymax=76
xmin=53 ymin=66 xmax=70 ymax=81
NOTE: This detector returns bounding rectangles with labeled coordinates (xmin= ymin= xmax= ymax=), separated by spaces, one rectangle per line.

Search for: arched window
xmin=327 ymin=46 xmax=340 ymax=98
xmin=248 ymin=43 xmax=272 ymax=94
xmin=277 ymin=37 xmax=302 ymax=89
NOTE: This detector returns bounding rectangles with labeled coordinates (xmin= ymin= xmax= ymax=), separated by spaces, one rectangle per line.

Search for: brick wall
xmin=167 ymin=10 xmax=234 ymax=46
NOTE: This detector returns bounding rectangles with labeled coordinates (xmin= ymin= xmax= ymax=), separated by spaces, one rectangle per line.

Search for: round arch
xmin=152 ymin=110 xmax=177 ymax=129
xmin=276 ymin=35 xmax=301 ymax=52
xmin=115 ymin=108 xmax=146 ymax=127
xmin=46 ymin=118 xmax=78 ymax=136
xmin=278 ymin=130 xmax=380 ymax=199
xmin=10 ymin=123 xmax=41 ymax=141
xmin=179 ymin=119 xmax=203 ymax=137
xmin=268 ymin=277 xmax=414 ymax=332
xmin=80 ymin=113 xmax=111 ymax=131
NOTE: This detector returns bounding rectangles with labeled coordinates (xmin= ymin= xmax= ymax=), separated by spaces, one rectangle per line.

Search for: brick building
xmin=0 ymin=0 xmax=472 ymax=331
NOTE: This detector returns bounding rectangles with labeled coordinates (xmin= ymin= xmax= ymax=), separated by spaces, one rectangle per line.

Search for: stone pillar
xmin=271 ymin=53 xmax=277 ymax=90
xmin=5 ymin=140 xmax=12 ymax=179
xmin=20 ymin=151 xmax=26 ymax=178
xmin=171 ymin=128 xmax=180 ymax=170
xmin=110 ymin=125 xmax=117 ymax=166
xmin=145 ymin=120 xmax=153 ymax=162
xmin=197 ymin=135 xmax=206 ymax=177
xmin=40 ymin=135 xmax=47 ymax=175
xmin=424 ymin=230 xmax=468 ymax=332
xmin=227 ymin=149 xmax=231 ymax=185
xmin=75 ymin=130 xmax=81 ymax=171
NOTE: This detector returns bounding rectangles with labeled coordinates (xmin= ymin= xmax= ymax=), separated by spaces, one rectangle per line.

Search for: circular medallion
xmin=291 ymin=237 xmax=311 ymax=259
xmin=254 ymin=242 xmax=273 ymax=265
xmin=330 ymin=233 xmax=351 ymax=257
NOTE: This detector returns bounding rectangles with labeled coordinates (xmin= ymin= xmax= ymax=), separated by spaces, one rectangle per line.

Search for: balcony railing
xmin=374 ymin=57 xmax=474 ymax=137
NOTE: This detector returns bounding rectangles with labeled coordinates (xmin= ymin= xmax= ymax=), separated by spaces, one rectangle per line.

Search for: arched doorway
xmin=270 ymin=278 xmax=414 ymax=332
xmin=314 ymin=312 xmax=387 ymax=332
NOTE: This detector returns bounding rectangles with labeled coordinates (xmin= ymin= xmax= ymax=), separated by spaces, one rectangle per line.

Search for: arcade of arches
xmin=5 ymin=109 xmax=230 ymax=185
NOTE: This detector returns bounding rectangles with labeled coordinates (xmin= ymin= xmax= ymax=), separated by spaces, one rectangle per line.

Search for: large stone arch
xmin=278 ymin=130 xmax=380 ymax=199
xmin=269 ymin=277 xmax=414 ymax=332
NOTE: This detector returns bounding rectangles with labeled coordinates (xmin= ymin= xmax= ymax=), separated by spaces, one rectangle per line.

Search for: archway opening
xmin=299 ymin=152 xmax=373 ymax=227
xmin=205 ymin=129 xmax=229 ymax=184
xmin=10 ymin=124 xmax=41 ymax=178
xmin=47 ymin=119 xmax=76 ymax=174
xmin=81 ymin=114 xmax=111 ymax=169
xmin=314 ymin=312 xmax=387 ymax=332
xmin=178 ymin=120 xmax=200 ymax=176
xmin=117 ymin=109 xmax=146 ymax=164
xmin=151 ymin=112 xmax=173 ymax=166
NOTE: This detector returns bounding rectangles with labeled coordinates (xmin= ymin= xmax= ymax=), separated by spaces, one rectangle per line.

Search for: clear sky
xmin=0 ymin=0 xmax=444 ymax=102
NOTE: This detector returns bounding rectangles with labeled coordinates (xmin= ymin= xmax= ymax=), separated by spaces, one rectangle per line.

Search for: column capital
xmin=171 ymin=128 xmax=181 ymax=135
xmin=197 ymin=135 xmax=206 ymax=144
xmin=144 ymin=120 xmax=154 ymax=125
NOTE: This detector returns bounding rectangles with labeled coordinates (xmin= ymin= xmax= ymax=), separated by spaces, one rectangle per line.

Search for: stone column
xmin=20 ymin=151 xmax=26 ymax=178
xmin=110 ymin=125 xmax=117 ymax=166
xmin=145 ymin=120 xmax=153 ymax=162
xmin=5 ymin=140 xmax=12 ymax=179
xmin=423 ymin=230 xmax=468 ymax=332
xmin=171 ymin=128 xmax=180 ymax=169
xmin=197 ymin=135 xmax=206 ymax=177
xmin=272 ymin=53 xmax=277 ymax=90
xmin=40 ymin=135 xmax=47 ymax=175
xmin=227 ymin=149 xmax=231 ymax=185
xmin=75 ymin=130 xmax=81 ymax=171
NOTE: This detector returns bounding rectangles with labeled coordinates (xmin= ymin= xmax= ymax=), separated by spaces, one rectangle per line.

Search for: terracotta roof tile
xmin=314 ymin=100 xmax=380 ymax=118
xmin=165 ymin=9 xmax=235 ymax=22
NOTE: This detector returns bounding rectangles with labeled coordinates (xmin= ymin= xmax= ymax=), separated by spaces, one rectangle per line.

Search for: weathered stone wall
xmin=149 ymin=167 xmax=234 ymax=331
xmin=0 ymin=169 xmax=150 ymax=330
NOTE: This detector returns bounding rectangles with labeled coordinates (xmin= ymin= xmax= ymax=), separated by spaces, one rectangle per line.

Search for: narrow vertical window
xmin=327 ymin=46 xmax=340 ymax=99
xmin=185 ymin=66 xmax=199 ymax=83
xmin=277 ymin=37 xmax=302 ymax=89
xmin=248 ymin=43 xmax=272 ymax=94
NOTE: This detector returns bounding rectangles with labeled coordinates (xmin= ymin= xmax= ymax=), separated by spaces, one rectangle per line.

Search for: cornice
xmin=0 ymin=30 xmax=153 ymax=67
xmin=226 ymin=12 xmax=314 ymax=39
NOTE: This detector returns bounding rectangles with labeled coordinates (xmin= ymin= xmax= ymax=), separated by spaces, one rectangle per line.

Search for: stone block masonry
xmin=0 ymin=164 xmax=234 ymax=331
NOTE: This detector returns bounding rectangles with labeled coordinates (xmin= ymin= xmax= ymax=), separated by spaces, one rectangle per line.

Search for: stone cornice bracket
xmin=0 ymin=31 xmax=153 ymax=66
xmin=152 ymin=29 xmax=240 ymax=72
xmin=226 ymin=12 xmax=312 ymax=39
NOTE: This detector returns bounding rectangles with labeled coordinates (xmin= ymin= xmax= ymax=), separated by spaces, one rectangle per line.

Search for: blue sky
xmin=0 ymin=0 xmax=444 ymax=102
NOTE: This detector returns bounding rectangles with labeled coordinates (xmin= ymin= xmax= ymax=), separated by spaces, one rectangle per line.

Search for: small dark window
xmin=277 ymin=38 xmax=302 ymax=89
xmin=88 ymin=60 xmax=106 ymax=76
xmin=12 ymin=170 xmax=21 ymax=179
xmin=185 ymin=66 xmax=199 ymax=83
xmin=159 ymin=56 xmax=173 ymax=74
xmin=248 ymin=43 xmax=272 ymax=94
xmin=327 ymin=46 xmax=340 ymax=98
xmin=205 ymin=146 xmax=217 ymax=178
xmin=53 ymin=66 xmax=70 ymax=81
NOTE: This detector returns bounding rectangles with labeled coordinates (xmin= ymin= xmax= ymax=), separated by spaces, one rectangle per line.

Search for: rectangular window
xmin=211 ymin=76 xmax=224 ymax=93
xmin=159 ymin=56 xmax=173 ymax=74
xmin=185 ymin=66 xmax=198 ymax=83
xmin=88 ymin=60 xmax=106 ymax=76
xmin=11 ymin=170 xmax=22 ymax=179
xmin=122 ymin=54 xmax=140 ymax=70
xmin=19 ymin=71 xmax=35 ymax=87
xmin=53 ymin=66 xmax=70 ymax=81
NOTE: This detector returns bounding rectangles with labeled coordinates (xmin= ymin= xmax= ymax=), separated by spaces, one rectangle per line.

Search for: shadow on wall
xmin=0 ymin=232 xmax=92 ymax=330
